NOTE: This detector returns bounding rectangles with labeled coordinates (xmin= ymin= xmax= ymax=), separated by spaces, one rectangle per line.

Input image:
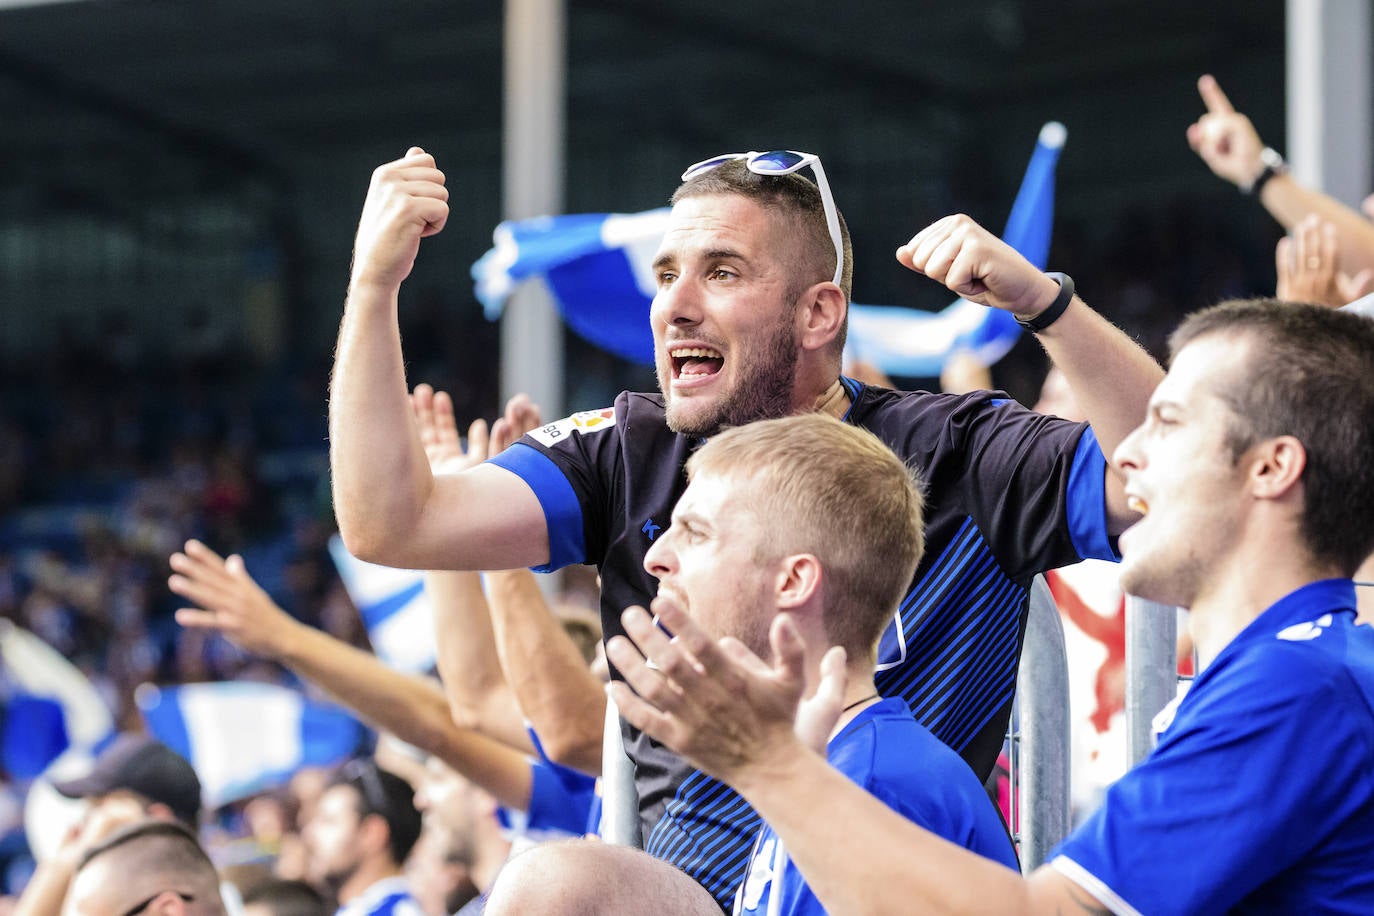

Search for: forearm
xmin=1032 ymin=296 xmax=1162 ymax=531
xmin=277 ymin=616 xmax=460 ymax=756
xmin=277 ymin=614 xmax=534 ymax=806
xmin=12 ymin=861 xmax=74 ymax=916
xmin=487 ymin=569 xmax=606 ymax=775
xmin=328 ymin=281 xmax=436 ymax=565
xmin=732 ymin=745 xmax=1109 ymax=916
xmin=1260 ymin=175 xmax=1374 ymax=273
xmin=429 ymin=569 xmax=533 ymax=752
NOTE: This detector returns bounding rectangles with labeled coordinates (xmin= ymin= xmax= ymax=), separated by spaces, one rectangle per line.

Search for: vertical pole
xmin=1286 ymin=0 xmax=1372 ymax=206
xmin=600 ymin=695 xmax=643 ymax=847
xmin=1124 ymin=596 xmax=1177 ymax=766
xmin=501 ymin=0 xmax=566 ymax=419
xmin=1016 ymin=576 xmax=1071 ymax=870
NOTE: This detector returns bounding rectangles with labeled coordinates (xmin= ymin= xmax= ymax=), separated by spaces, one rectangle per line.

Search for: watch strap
xmin=1017 ymin=272 xmax=1074 ymax=333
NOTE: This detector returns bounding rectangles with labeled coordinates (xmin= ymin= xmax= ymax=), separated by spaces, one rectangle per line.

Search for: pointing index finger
xmin=1197 ymin=74 xmax=1234 ymax=115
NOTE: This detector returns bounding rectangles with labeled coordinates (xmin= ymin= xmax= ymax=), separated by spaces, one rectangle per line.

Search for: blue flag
xmin=472 ymin=123 xmax=1066 ymax=376
xmin=327 ymin=534 xmax=438 ymax=674
xmin=137 ymin=681 xmax=364 ymax=808
xmin=0 ymin=619 xmax=116 ymax=779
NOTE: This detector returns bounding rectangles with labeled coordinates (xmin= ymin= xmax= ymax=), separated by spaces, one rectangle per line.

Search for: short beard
xmin=662 ymin=319 xmax=798 ymax=437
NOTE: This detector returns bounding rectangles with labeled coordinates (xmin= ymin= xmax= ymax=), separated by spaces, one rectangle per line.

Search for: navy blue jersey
xmin=734 ymin=697 xmax=1017 ymax=915
xmin=1051 ymin=580 xmax=1374 ymax=915
xmin=489 ymin=379 xmax=1113 ymax=909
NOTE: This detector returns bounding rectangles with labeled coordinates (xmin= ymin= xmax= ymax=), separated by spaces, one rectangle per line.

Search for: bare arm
xmin=486 ymin=568 xmax=607 ymax=775
xmin=606 ymin=600 xmax=1110 ymax=916
xmin=897 ymin=214 xmax=1162 ymax=533
xmin=415 ymin=387 xmax=534 ymax=752
xmin=328 ymin=146 xmax=547 ymax=570
xmin=169 ymin=541 xmax=534 ymax=810
xmin=1188 ymin=74 xmax=1374 ymax=274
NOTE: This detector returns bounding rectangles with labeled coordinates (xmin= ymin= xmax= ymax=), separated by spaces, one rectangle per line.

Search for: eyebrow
xmin=651 ymin=247 xmax=749 ymax=273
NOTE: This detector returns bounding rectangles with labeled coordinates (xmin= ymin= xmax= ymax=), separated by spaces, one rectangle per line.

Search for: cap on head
xmin=51 ymin=734 xmax=201 ymax=827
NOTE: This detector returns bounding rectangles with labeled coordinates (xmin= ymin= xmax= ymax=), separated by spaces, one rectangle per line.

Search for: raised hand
xmin=169 ymin=540 xmax=297 ymax=660
xmin=411 ymin=387 xmax=543 ymax=475
xmin=1276 ymin=216 xmax=1374 ymax=307
xmin=605 ymin=595 xmax=816 ymax=783
xmin=897 ymin=214 xmax=1061 ymax=320
xmin=412 ymin=383 xmax=489 ymax=475
xmin=1186 ymin=74 xmax=1266 ymax=189
xmin=490 ymin=393 xmax=543 ymax=454
xmin=350 ymin=147 xmax=449 ymax=292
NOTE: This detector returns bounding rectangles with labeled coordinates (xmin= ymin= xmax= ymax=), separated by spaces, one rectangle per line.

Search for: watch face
xmin=1261 ymin=147 xmax=1288 ymax=173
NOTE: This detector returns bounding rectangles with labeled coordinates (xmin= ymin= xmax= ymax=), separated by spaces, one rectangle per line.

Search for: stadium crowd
xmin=0 ymin=74 xmax=1371 ymax=915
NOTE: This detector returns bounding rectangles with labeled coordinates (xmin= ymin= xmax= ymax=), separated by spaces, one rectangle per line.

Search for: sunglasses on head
xmin=341 ymin=758 xmax=389 ymax=817
xmin=680 ymin=150 xmax=844 ymax=287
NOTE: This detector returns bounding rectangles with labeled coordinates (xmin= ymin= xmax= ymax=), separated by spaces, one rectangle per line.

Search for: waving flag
xmin=472 ymin=123 xmax=1067 ymax=376
xmin=0 ymin=619 xmax=116 ymax=779
xmin=137 ymin=681 xmax=364 ymax=809
xmin=328 ymin=534 xmax=437 ymax=674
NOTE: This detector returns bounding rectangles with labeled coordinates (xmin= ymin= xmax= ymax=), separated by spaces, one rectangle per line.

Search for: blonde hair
xmin=688 ymin=414 xmax=924 ymax=657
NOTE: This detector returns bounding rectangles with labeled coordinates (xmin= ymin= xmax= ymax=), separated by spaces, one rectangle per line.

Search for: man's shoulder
xmin=829 ymin=700 xmax=973 ymax=788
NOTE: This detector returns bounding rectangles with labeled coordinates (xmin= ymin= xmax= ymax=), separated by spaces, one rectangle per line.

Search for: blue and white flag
xmin=473 ymin=209 xmax=671 ymax=365
xmin=472 ymin=124 xmax=1066 ymax=376
xmin=327 ymin=534 xmax=437 ymax=674
xmin=0 ymin=619 xmax=116 ymax=779
xmin=137 ymin=681 xmax=364 ymax=809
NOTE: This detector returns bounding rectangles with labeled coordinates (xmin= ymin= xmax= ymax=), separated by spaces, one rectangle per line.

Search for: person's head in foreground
xmin=63 ymin=820 xmax=226 ymax=916
xmin=652 ymin=152 xmax=854 ymax=437
xmin=1115 ymin=298 xmax=1374 ymax=613
xmin=647 ymin=411 xmax=925 ymax=662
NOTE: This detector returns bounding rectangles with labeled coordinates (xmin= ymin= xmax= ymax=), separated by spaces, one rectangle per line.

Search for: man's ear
xmin=1249 ymin=435 xmax=1306 ymax=500
xmin=358 ymin=811 xmax=393 ymax=860
xmin=151 ymin=890 xmax=192 ymax=916
xmin=797 ymin=283 xmax=847 ymax=353
xmin=775 ymin=554 xmax=822 ymax=610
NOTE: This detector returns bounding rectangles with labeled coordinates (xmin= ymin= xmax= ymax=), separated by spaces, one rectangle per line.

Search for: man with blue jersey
xmin=610 ymin=300 xmax=1374 ymax=915
xmin=486 ymin=413 xmax=1018 ymax=915
xmin=329 ymin=147 xmax=1162 ymax=909
xmin=303 ymin=760 xmax=424 ymax=916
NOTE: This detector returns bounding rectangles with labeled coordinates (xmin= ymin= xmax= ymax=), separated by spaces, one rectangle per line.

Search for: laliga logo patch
xmin=1276 ymin=614 xmax=1334 ymax=642
xmin=530 ymin=408 xmax=617 ymax=446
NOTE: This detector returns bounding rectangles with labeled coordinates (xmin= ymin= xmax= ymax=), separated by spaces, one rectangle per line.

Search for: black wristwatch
xmin=1244 ymin=147 xmax=1288 ymax=196
xmin=1017 ymin=272 xmax=1074 ymax=333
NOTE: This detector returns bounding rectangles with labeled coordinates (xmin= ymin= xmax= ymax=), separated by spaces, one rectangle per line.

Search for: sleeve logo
xmin=530 ymin=407 xmax=617 ymax=446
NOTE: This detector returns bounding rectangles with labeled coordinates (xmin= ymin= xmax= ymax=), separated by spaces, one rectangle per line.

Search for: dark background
xmin=0 ymin=0 xmax=1296 ymax=414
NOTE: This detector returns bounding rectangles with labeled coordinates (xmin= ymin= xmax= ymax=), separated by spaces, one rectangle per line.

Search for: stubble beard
xmin=660 ymin=321 xmax=799 ymax=437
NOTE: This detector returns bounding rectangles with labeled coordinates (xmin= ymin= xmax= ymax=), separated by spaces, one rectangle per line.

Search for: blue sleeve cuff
xmin=1066 ymin=427 xmax=1119 ymax=562
xmin=487 ymin=443 xmax=586 ymax=572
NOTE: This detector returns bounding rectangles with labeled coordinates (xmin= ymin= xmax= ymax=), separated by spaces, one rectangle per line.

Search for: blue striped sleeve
xmin=486 ymin=443 xmax=586 ymax=572
xmin=1066 ymin=427 xmax=1119 ymax=562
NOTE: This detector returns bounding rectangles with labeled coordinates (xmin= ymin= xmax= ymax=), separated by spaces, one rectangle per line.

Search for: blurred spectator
xmin=240 ymin=879 xmax=328 ymax=916
xmin=302 ymin=759 xmax=422 ymax=915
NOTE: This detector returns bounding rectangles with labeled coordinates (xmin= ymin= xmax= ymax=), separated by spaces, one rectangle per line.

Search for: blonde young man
xmin=330 ymin=147 xmax=1161 ymax=908
xmin=612 ymin=300 xmax=1374 ymax=915
xmin=487 ymin=414 xmax=1017 ymax=914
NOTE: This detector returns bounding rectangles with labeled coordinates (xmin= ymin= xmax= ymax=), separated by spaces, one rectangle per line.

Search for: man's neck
xmin=809 ymin=378 xmax=850 ymax=420
xmin=1188 ymin=550 xmax=1341 ymax=669
xmin=828 ymin=663 xmax=882 ymax=739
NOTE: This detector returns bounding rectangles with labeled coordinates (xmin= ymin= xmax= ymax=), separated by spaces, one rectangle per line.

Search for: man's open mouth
xmin=670 ymin=346 xmax=725 ymax=380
